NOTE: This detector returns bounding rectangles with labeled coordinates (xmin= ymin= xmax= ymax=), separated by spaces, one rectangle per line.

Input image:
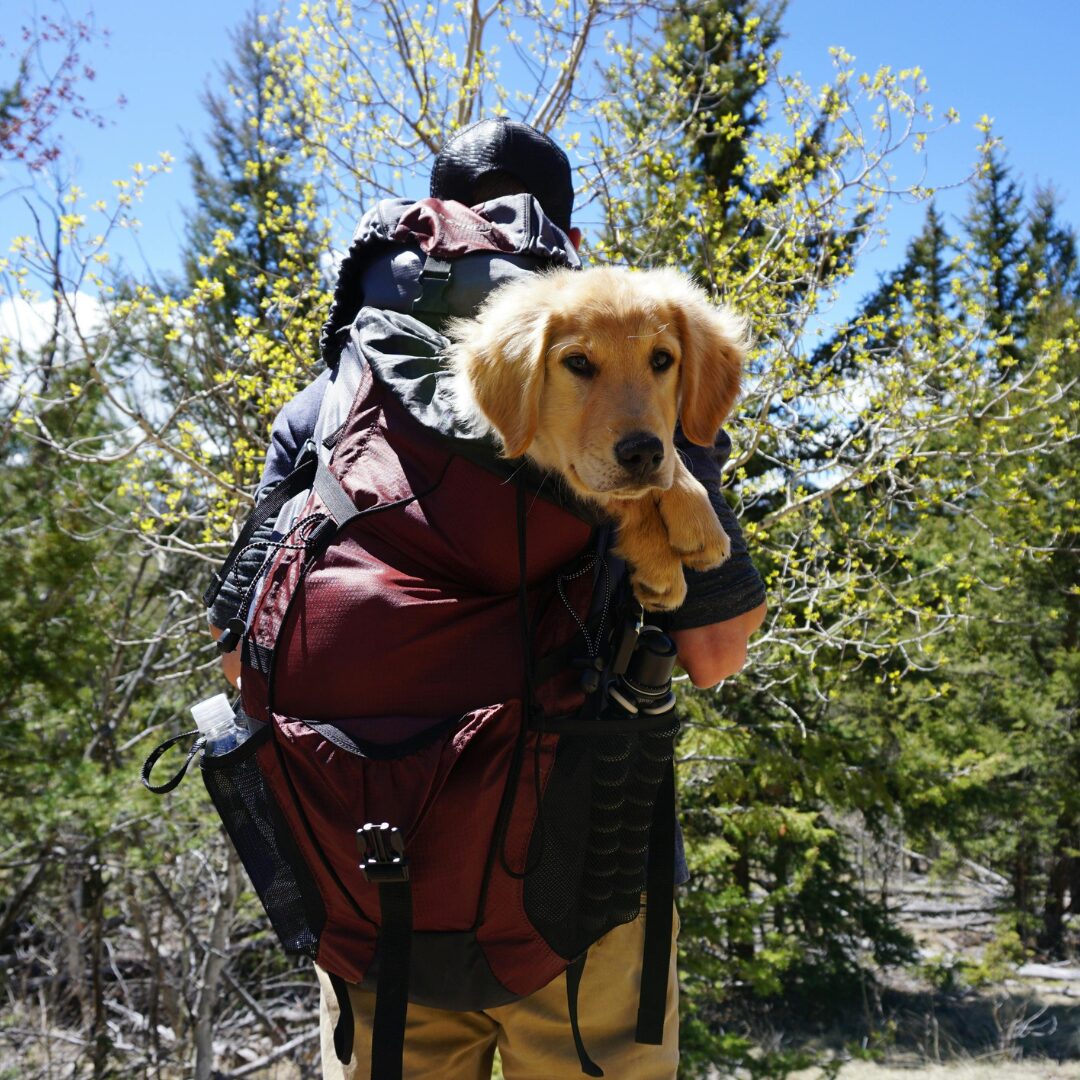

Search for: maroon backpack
xmin=160 ymin=200 xmax=681 ymax=1080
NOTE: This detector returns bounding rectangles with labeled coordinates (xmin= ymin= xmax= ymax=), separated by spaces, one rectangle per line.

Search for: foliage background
xmin=0 ymin=1 xmax=1076 ymax=1076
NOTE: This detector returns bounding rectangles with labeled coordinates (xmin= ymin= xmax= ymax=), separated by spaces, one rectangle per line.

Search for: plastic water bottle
xmin=190 ymin=694 xmax=246 ymax=755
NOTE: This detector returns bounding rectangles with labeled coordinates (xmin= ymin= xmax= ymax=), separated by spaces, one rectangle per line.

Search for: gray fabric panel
xmin=347 ymin=193 xmax=580 ymax=322
xmin=361 ymin=247 xmax=566 ymax=322
xmin=350 ymin=306 xmax=465 ymax=441
xmin=349 ymin=193 xmax=579 ymax=264
xmin=313 ymin=346 xmax=364 ymax=466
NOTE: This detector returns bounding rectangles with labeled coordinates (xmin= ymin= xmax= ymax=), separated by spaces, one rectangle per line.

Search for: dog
xmin=446 ymin=265 xmax=748 ymax=611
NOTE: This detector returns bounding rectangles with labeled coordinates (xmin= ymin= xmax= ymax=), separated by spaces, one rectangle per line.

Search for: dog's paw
xmin=662 ymin=500 xmax=732 ymax=572
xmin=630 ymin=560 xmax=688 ymax=612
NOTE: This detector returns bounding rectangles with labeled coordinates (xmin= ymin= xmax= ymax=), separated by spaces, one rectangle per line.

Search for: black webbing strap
xmin=410 ymin=254 xmax=453 ymax=318
xmin=515 ymin=483 xmax=538 ymax=714
xmin=328 ymin=971 xmax=356 ymax=1065
xmin=140 ymin=729 xmax=204 ymax=794
xmin=369 ymin=880 xmax=413 ymax=1080
xmin=565 ymin=953 xmax=604 ymax=1077
xmin=635 ymin=760 xmax=676 ymax=1046
xmin=314 ymin=457 xmax=362 ymax=530
xmin=202 ymin=445 xmax=318 ymax=608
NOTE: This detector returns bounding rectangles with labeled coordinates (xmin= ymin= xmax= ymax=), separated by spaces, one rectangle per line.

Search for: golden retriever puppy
xmin=446 ymin=266 xmax=747 ymax=611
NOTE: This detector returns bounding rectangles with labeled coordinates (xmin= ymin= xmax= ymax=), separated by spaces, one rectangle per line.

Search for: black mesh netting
xmin=523 ymin=719 xmax=679 ymax=959
xmin=201 ymin=730 xmax=324 ymax=957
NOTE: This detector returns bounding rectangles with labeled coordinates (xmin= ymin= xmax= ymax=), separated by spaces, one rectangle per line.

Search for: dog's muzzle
xmin=613 ymin=432 xmax=664 ymax=481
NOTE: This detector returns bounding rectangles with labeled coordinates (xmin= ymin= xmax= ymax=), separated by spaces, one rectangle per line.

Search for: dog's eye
xmin=563 ymin=354 xmax=595 ymax=378
xmin=651 ymin=350 xmax=675 ymax=372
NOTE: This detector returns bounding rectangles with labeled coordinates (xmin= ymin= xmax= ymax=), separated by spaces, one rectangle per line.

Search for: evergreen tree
xmin=812 ymin=202 xmax=957 ymax=379
xmin=963 ymin=144 xmax=1025 ymax=354
xmin=834 ymin=155 xmax=1080 ymax=959
xmin=136 ymin=11 xmax=329 ymax=502
xmin=182 ymin=12 xmax=312 ymax=326
xmin=670 ymin=0 xmax=787 ymax=206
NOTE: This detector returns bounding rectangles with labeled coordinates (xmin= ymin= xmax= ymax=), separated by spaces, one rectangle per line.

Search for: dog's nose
xmin=614 ymin=432 xmax=664 ymax=479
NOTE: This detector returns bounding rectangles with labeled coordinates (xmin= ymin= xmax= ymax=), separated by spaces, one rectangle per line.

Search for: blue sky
xmin=3 ymin=0 xmax=1078 ymax=302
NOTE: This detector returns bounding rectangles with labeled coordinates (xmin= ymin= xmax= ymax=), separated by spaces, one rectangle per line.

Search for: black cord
xmin=227 ymin=512 xmax=328 ymax=630
xmin=498 ymin=482 xmax=546 ymax=880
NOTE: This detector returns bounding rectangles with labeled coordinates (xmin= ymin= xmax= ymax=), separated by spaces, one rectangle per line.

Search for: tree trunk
xmin=1039 ymin=820 xmax=1078 ymax=958
xmin=732 ymin=841 xmax=754 ymax=962
xmin=86 ymin=852 xmax=110 ymax=1079
xmin=194 ymin=844 xmax=240 ymax=1079
xmin=1013 ymin=840 xmax=1036 ymax=949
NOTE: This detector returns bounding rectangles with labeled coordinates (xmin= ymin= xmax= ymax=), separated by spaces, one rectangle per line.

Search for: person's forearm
xmin=671 ymin=601 xmax=766 ymax=689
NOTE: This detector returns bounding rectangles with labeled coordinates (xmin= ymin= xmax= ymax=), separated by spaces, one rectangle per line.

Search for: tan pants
xmin=317 ymin=904 xmax=680 ymax=1080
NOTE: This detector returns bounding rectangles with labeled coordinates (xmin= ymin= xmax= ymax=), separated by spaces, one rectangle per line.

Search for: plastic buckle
xmin=356 ymin=822 xmax=410 ymax=883
xmin=216 ymin=616 xmax=245 ymax=654
xmin=411 ymin=268 xmax=452 ymax=317
xmin=304 ymin=515 xmax=337 ymax=553
xmin=203 ymin=570 xmax=224 ymax=608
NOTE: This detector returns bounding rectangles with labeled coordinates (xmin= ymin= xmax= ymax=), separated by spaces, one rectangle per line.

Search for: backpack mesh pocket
xmin=201 ymin=726 xmax=325 ymax=957
xmin=523 ymin=718 xmax=679 ymax=959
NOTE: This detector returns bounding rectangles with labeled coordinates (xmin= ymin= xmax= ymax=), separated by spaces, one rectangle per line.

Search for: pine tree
xmin=669 ymin=0 xmax=787 ymax=207
xmin=139 ymin=11 xmax=329 ymax=496
xmin=182 ymin=13 xmax=312 ymax=325
xmin=834 ymin=158 xmax=1080 ymax=959
xmin=963 ymin=144 xmax=1025 ymax=354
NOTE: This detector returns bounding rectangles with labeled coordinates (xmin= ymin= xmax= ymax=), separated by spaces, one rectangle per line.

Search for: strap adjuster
xmin=304 ymin=515 xmax=338 ymax=553
xmin=203 ymin=571 xmax=224 ymax=608
xmin=357 ymin=822 xmax=410 ymax=883
xmin=411 ymin=255 xmax=453 ymax=316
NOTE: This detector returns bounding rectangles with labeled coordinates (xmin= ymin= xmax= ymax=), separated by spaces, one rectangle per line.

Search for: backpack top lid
xmin=431 ymin=118 xmax=574 ymax=233
xmin=320 ymin=193 xmax=579 ymax=369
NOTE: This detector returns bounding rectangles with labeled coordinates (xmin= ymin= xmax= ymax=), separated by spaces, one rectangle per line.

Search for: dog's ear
xmin=664 ymin=277 xmax=747 ymax=447
xmin=449 ymin=281 xmax=550 ymax=458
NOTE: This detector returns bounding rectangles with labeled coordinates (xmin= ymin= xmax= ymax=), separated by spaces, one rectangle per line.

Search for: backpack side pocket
xmin=201 ymin=724 xmax=326 ymax=958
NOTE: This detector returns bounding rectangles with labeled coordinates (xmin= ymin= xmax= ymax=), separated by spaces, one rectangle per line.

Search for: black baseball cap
xmin=430 ymin=117 xmax=574 ymax=233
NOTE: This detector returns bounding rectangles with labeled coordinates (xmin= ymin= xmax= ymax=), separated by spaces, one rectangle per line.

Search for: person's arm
xmin=664 ymin=425 xmax=768 ymax=687
xmin=672 ymin=601 xmax=766 ymax=689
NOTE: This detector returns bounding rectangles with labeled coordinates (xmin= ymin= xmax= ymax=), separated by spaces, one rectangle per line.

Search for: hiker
xmin=205 ymin=118 xmax=766 ymax=1079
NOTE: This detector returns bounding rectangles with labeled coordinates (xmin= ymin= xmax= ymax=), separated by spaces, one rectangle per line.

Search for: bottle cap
xmin=190 ymin=694 xmax=235 ymax=740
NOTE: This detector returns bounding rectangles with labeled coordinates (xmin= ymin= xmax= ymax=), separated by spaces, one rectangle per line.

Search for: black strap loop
xmin=566 ymin=953 xmax=604 ymax=1077
xmin=328 ymin=971 xmax=356 ymax=1065
xmin=140 ymin=729 xmax=204 ymax=795
xmin=635 ymin=760 xmax=676 ymax=1045
xmin=370 ymin=879 xmax=413 ymax=1080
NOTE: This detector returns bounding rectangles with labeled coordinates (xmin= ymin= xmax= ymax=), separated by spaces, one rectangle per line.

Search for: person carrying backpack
xmin=202 ymin=119 xmax=766 ymax=1080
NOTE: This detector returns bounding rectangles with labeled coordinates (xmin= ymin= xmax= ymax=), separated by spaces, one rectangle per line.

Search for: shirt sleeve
xmin=259 ymin=369 xmax=330 ymax=493
xmin=665 ymin=428 xmax=766 ymax=631
xmin=207 ymin=511 xmax=278 ymax=629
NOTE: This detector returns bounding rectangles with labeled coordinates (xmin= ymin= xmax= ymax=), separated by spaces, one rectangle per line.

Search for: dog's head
xmin=446 ymin=266 xmax=747 ymax=500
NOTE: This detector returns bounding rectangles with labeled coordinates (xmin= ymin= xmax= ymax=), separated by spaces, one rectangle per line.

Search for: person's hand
xmin=208 ymin=623 xmax=242 ymax=688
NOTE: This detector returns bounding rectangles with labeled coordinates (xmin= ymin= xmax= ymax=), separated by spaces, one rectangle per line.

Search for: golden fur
xmin=446 ymin=266 xmax=748 ymax=610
